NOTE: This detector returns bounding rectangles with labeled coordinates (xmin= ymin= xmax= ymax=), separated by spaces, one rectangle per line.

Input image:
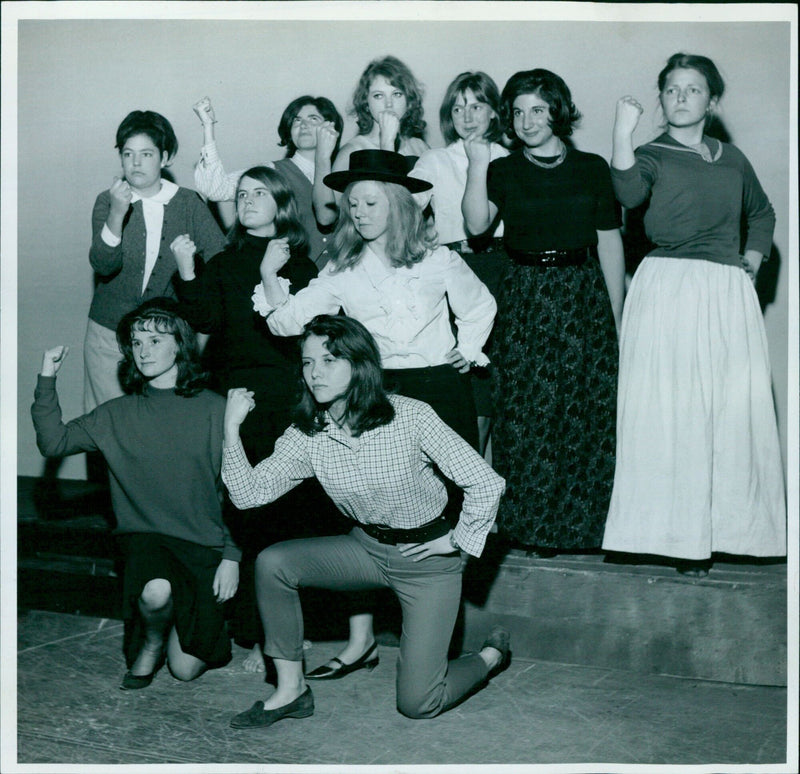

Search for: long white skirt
xmin=602 ymin=257 xmax=786 ymax=560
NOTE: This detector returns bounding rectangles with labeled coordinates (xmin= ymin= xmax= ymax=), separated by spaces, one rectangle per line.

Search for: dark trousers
xmin=384 ymin=364 xmax=478 ymax=450
xmin=255 ymin=528 xmax=489 ymax=719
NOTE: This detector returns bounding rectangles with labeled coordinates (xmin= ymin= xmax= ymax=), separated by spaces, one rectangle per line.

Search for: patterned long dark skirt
xmin=491 ymin=257 xmax=618 ymax=549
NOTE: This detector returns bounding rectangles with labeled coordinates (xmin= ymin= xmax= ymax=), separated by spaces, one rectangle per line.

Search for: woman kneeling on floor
xmin=222 ymin=314 xmax=509 ymax=727
xmin=32 ymin=298 xmax=239 ymax=689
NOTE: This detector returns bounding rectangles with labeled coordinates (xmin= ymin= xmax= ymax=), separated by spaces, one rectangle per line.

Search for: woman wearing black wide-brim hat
xmin=248 ymin=148 xmax=497 ymax=679
xmin=255 ymin=148 xmax=496 ymax=447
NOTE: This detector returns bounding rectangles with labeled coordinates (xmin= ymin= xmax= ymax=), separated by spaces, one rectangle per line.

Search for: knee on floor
xmin=168 ymin=659 xmax=205 ymax=682
xmin=396 ymin=693 xmax=442 ymax=720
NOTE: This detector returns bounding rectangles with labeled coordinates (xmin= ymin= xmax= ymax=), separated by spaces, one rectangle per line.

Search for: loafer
xmin=230 ymin=687 xmax=314 ymax=729
xmin=120 ymin=649 xmax=166 ymax=690
xmin=481 ymin=626 xmax=511 ymax=677
xmin=305 ymin=642 xmax=378 ymax=680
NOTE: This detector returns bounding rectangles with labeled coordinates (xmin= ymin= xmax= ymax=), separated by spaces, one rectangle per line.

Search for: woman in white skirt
xmin=602 ymin=53 xmax=786 ymax=576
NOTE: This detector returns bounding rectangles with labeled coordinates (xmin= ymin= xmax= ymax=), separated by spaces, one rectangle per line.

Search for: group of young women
xmin=32 ymin=52 xmax=786 ymax=727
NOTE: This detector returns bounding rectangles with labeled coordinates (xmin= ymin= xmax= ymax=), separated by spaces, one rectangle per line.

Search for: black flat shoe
xmin=120 ymin=649 xmax=166 ymax=691
xmin=305 ymin=642 xmax=379 ymax=680
xmin=230 ymin=687 xmax=314 ymax=729
xmin=482 ymin=626 xmax=511 ymax=677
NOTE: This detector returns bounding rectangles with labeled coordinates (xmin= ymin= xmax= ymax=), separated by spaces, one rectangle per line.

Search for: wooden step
xmin=17 ymin=476 xmax=787 ymax=686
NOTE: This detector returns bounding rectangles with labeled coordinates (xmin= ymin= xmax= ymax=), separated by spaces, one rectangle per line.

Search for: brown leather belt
xmin=358 ymin=514 xmax=450 ymax=545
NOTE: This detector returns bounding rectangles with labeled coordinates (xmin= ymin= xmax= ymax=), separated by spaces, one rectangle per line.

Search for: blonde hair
xmin=329 ymin=181 xmax=436 ymax=271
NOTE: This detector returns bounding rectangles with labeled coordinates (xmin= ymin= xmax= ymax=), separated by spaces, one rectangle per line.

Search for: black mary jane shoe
xmin=230 ymin=687 xmax=315 ymax=729
xmin=120 ymin=649 xmax=166 ymax=691
xmin=305 ymin=642 xmax=379 ymax=680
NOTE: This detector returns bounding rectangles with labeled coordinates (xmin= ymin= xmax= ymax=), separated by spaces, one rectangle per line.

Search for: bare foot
xmin=243 ymin=644 xmax=265 ymax=673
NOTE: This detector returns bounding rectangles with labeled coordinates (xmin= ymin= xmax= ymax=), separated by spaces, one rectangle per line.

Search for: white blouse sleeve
xmin=194 ymin=140 xmax=247 ymax=201
xmin=252 ymin=267 xmax=345 ymax=337
xmin=439 ymin=248 xmax=497 ymax=365
xmin=408 ymin=152 xmax=436 ymax=211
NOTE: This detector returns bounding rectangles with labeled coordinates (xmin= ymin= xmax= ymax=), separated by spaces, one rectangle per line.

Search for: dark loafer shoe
xmin=230 ymin=687 xmax=314 ymax=729
xmin=120 ymin=670 xmax=157 ymax=690
xmin=482 ymin=626 xmax=511 ymax=677
xmin=120 ymin=649 xmax=166 ymax=690
xmin=306 ymin=642 xmax=379 ymax=680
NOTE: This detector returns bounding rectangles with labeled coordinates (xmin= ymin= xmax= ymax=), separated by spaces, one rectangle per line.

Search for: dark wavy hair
xmin=329 ymin=180 xmax=436 ymax=271
xmin=440 ymin=71 xmax=503 ymax=145
xmin=116 ymin=298 xmax=207 ymax=397
xmin=228 ymin=166 xmax=308 ymax=251
xmin=115 ymin=110 xmax=178 ymax=160
xmin=277 ymin=95 xmax=344 ymax=158
xmin=501 ymin=69 xmax=581 ymax=143
xmin=351 ymin=56 xmax=426 ymax=143
xmin=657 ymin=53 xmax=725 ymax=101
xmin=292 ymin=315 xmax=394 ymax=437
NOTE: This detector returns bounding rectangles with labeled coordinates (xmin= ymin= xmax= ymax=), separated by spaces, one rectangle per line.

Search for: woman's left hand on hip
xmin=397 ymin=533 xmax=458 ymax=561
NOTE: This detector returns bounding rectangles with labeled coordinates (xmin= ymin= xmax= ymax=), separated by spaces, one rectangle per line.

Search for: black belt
xmin=506 ymin=244 xmax=596 ymax=267
xmin=445 ymin=237 xmax=505 ymax=255
xmin=358 ymin=514 xmax=450 ymax=545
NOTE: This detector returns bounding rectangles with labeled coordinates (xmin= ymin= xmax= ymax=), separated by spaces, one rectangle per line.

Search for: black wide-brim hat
xmin=323 ymin=149 xmax=432 ymax=193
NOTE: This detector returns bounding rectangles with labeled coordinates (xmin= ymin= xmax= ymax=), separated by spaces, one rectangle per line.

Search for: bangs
xmin=131 ymin=316 xmax=176 ymax=337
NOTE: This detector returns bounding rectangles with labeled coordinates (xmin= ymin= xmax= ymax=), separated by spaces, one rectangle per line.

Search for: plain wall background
xmin=14 ymin=17 xmax=792 ymax=479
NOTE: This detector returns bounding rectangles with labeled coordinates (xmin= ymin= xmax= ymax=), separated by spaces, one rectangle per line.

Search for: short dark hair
xmin=657 ymin=53 xmax=725 ymax=100
xmin=501 ymin=69 xmax=581 ymax=142
xmin=116 ymin=298 xmax=207 ymax=397
xmin=115 ymin=110 xmax=178 ymax=159
xmin=439 ymin=71 xmax=503 ymax=145
xmin=277 ymin=96 xmax=344 ymax=158
xmin=351 ymin=55 xmax=426 ymax=142
xmin=228 ymin=166 xmax=308 ymax=252
xmin=292 ymin=315 xmax=394 ymax=437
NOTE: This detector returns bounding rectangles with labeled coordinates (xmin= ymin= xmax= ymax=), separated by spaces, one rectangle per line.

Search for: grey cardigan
xmin=88 ymin=186 xmax=226 ymax=330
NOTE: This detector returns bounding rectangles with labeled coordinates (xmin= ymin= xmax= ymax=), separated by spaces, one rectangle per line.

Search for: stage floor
xmin=13 ymin=608 xmax=788 ymax=769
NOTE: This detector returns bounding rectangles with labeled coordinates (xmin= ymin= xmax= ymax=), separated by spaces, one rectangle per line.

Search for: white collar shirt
xmin=253 ymin=244 xmax=497 ymax=369
xmin=288 ymin=153 xmax=315 ymax=184
xmin=132 ymin=180 xmax=179 ymax=292
xmin=99 ymin=179 xmax=179 ymax=293
xmin=409 ymin=140 xmax=508 ymax=244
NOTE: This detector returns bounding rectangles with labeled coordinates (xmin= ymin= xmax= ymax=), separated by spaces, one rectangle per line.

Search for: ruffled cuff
xmin=472 ymin=351 xmax=490 ymax=368
xmin=456 ymin=343 xmax=490 ymax=368
xmin=252 ymin=278 xmax=291 ymax=317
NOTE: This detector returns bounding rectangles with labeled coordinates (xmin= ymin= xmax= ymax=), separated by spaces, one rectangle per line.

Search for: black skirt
xmin=119 ymin=532 xmax=231 ymax=667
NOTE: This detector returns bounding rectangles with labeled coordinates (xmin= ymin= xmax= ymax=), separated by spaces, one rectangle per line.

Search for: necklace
xmin=523 ymin=141 xmax=566 ymax=169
